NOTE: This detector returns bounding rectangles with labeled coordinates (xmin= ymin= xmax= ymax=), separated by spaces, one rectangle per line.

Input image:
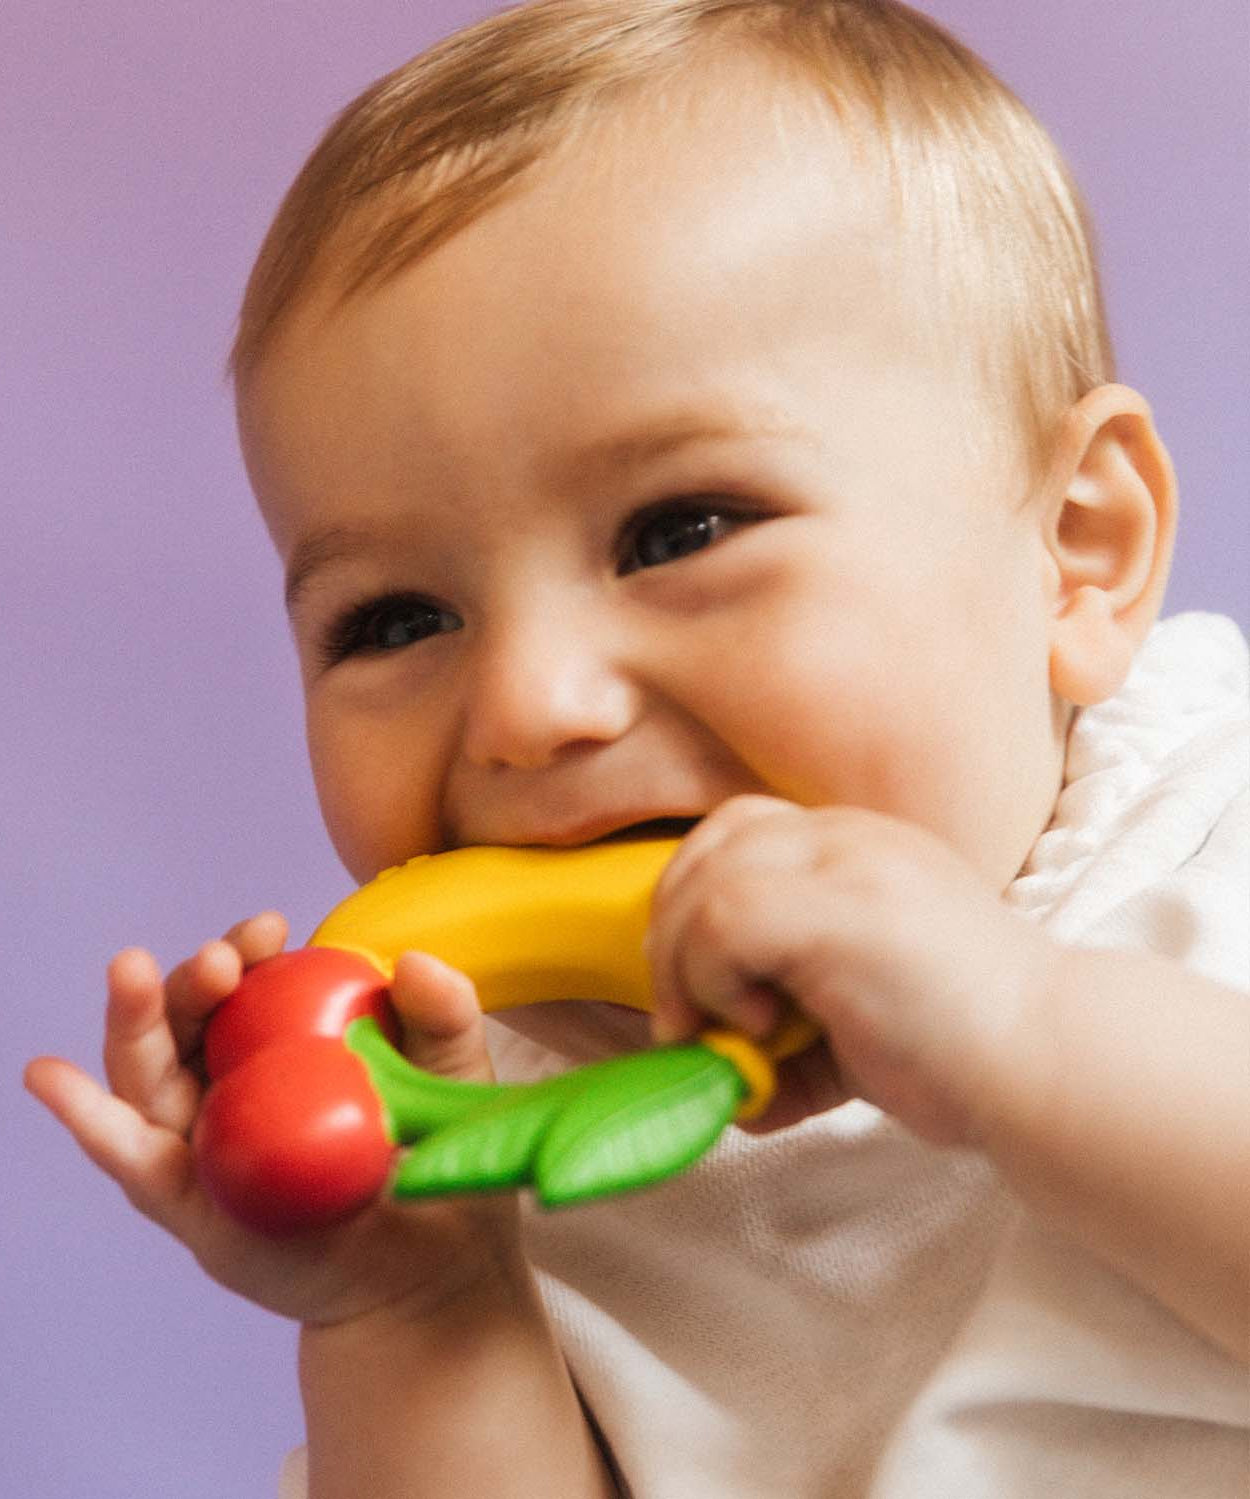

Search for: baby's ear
xmin=1042 ymin=384 xmax=1177 ymax=707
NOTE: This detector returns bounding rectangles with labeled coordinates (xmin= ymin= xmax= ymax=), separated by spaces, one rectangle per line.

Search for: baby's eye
xmin=617 ymin=500 xmax=748 ymax=575
xmin=318 ymin=592 xmax=461 ymax=667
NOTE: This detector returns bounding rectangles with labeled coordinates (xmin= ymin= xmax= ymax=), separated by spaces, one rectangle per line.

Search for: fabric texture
xmin=278 ymin=612 xmax=1248 ymax=1499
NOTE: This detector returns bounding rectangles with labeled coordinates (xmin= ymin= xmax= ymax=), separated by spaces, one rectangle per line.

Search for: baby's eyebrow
xmin=544 ymin=406 xmax=816 ymax=488
xmin=284 ymin=524 xmax=375 ymax=614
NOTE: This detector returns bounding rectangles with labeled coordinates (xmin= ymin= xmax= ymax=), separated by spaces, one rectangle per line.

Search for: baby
xmin=26 ymin=2 xmax=1248 ymax=1496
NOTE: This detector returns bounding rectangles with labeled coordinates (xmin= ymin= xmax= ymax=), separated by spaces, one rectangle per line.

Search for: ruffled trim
xmin=1007 ymin=613 xmax=1248 ymax=923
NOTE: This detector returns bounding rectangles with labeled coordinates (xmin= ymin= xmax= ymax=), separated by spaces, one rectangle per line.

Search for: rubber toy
xmin=193 ymin=838 xmax=819 ymax=1235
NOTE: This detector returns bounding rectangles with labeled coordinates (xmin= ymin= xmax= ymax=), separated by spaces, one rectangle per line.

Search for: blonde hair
xmin=230 ymin=0 xmax=1113 ymax=472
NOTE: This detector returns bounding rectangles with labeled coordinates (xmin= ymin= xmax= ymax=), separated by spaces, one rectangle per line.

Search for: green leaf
xmin=391 ymin=1080 xmax=575 ymax=1197
xmin=350 ymin=1019 xmax=752 ymax=1207
xmin=534 ymin=1046 xmax=745 ymax=1207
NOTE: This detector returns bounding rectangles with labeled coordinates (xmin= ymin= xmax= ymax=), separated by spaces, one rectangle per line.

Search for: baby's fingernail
xmin=396 ymin=950 xmax=475 ymax=997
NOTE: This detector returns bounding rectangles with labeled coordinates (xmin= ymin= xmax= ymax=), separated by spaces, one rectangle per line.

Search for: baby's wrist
xmin=310 ymin=1226 xmax=534 ymax=1328
xmin=961 ymin=930 xmax=1083 ymax=1187
xmin=300 ymin=1236 xmax=540 ymax=1378
xmin=954 ymin=916 xmax=1065 ymax=1156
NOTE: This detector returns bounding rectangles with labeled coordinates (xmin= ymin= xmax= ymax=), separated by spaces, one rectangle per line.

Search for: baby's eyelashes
xmin=317 ymin=592 xmax=462 ymax=668
xmin=615 ymin=498 xmax=756 ymax=576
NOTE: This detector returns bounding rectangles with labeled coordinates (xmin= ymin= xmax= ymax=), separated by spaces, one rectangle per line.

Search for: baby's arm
xmin=297 ymin=1266 xmax=612 ymax=1499
xmin=25 ymin=920 xmax=616 ymax=1499
xmin=647 ymin=797 xmax=1249 ymax=1364
xmin=981 ymin=942 xmax=1248 ymax=1363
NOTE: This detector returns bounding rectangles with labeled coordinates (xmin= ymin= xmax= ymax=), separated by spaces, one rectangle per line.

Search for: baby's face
xmin=240 ymin=56 xmax=1066 ymax=891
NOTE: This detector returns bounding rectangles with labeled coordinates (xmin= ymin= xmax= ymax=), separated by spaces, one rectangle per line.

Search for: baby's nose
xmin=460 ymin=610 xmax=640 ymax=771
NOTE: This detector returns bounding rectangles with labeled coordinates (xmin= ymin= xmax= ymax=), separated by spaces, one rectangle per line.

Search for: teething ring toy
xmin=193 ymin=839 xmax=819 ymax=1235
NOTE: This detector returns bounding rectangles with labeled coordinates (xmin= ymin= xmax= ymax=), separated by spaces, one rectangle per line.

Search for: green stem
xmin=345 ymin=1017 xmax=507 ymax=1141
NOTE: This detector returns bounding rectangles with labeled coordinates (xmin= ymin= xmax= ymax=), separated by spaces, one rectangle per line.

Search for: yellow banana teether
xmin=312 ymin=838 xmax=678 ymax=1015
xmin=310 ymin=838 xmax=818 ymax=1069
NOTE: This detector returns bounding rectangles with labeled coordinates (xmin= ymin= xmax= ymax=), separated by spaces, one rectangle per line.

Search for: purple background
xmin=4 ymin=2 xmax=1246 ymax=1494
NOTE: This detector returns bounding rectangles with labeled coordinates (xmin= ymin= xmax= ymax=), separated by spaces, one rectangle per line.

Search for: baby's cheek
xmin=307 ymin=722 xmax=440 ymax=882
xmin=706 ymin=631 xmax=883 ymax=804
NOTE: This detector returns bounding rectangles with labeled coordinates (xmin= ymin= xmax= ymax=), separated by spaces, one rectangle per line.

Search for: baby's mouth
xmin=595 ymin=816 xmax=702 ymax=844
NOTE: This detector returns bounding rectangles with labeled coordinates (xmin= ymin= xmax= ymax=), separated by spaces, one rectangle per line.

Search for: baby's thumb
xmin=390 ymin=951 xmax=495 ymax=1084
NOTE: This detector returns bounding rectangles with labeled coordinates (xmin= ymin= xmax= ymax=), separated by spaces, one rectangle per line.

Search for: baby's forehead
xmin=301 ymin=49 xmax=898 ymax=317
xmin=331 ymin=74 xmax=942 ymax=344
xmin=255 ymin=111 xmax=945 ymax=411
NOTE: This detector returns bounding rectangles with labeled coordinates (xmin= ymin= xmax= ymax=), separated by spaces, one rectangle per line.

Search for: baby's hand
xmin=647 ymin=796 xmax=1050 ymax=1144
xmin=25 ymin=918 xmax=521 ymax=1329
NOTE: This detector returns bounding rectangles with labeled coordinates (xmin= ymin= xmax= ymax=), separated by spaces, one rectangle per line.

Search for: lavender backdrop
xmin=4 ymin=2 xmax=1246 ymax=1494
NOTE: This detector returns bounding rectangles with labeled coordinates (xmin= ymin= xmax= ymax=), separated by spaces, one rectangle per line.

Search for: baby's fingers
xmin=391 ymin=951 xmax=495 ymax=1084
xmin=649 ymin=874 xmax=789 ymax=1045
xmin=219 ymin=909 xmax=289 ymax=967
xmin=24 ymin=1055 xmax=200 ymax=1240
xmin=104 ymin=948 xmax=201 ymax=1132
xmin=162 ymin=911 xmax=289 ymax=1058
